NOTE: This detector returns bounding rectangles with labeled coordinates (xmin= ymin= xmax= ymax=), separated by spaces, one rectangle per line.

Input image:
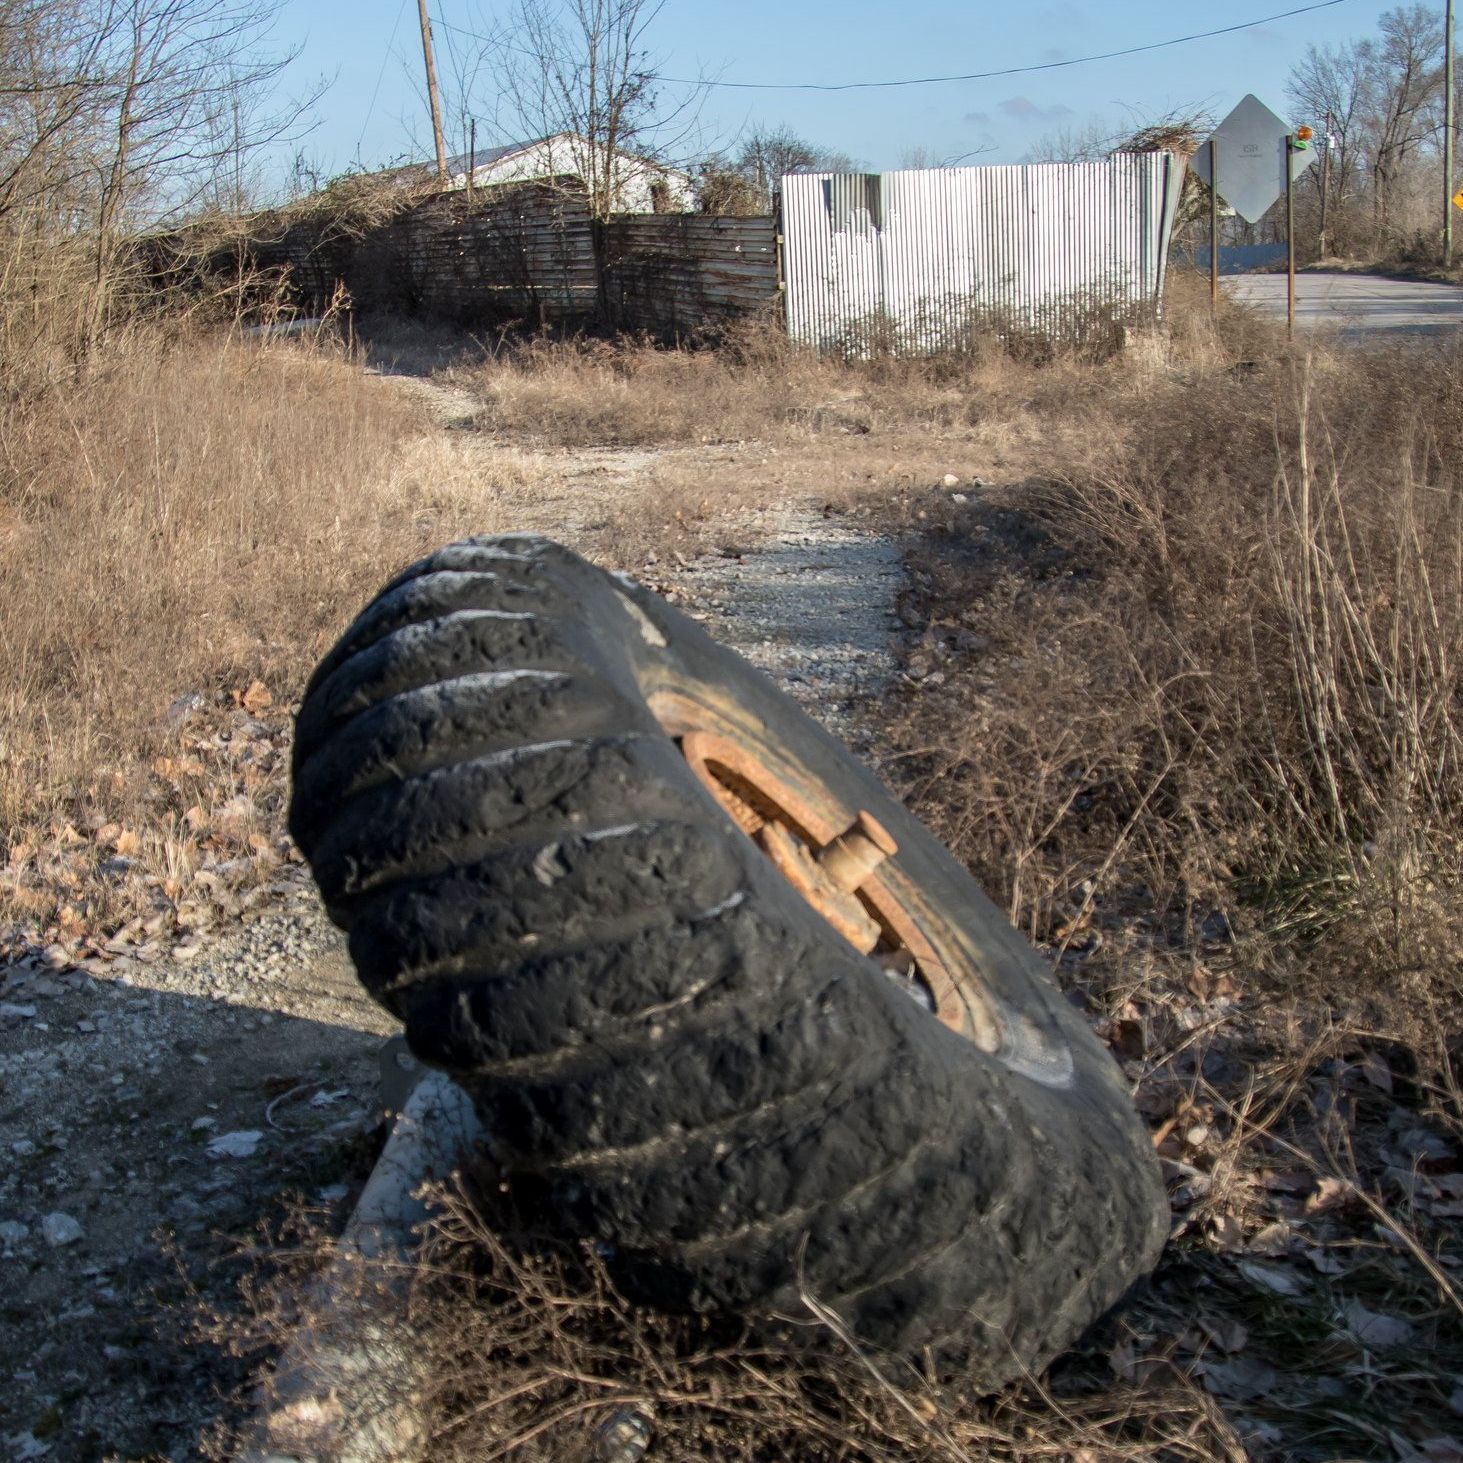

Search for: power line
xmin=432 ymin=0 xmax=1352 ymax=93
xmin=356 ymin=0 xmax=411 ymax=162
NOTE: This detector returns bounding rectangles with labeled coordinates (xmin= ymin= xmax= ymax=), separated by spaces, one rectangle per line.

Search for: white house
xmin=439 ymin=133 xmax=694 ymax=213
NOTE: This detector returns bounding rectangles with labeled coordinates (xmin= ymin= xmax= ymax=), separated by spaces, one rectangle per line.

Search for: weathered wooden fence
xmin=235 ymin=183 xmax=779 ymax=334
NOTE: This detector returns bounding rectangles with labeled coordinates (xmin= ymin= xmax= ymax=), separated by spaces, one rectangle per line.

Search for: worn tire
xmin=289 ymin=534 xmax=1166 ymax=1386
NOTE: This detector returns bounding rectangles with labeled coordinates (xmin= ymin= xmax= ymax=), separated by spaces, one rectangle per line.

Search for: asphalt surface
xmin=1226 ymin=272 xmax=1463 ymax=337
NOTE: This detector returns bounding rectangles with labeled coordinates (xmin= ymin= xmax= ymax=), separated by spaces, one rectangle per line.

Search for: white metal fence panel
xmin=781 ymin=153 xmax=1183 ymax=353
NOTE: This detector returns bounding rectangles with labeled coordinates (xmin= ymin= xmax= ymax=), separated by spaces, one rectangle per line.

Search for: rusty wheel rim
xmin=649 ymin=690 xmax=1003 ymax=1053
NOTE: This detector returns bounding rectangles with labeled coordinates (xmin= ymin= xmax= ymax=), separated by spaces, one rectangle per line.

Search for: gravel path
xmin=668 ymin=505 xmax=905 ymax=744
xmin=0 ymin=399 xmax=906 ymax=1460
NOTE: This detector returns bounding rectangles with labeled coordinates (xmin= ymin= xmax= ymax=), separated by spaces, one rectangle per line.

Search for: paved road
xmin=1226 ymin=272 xmax=1463 ymax=336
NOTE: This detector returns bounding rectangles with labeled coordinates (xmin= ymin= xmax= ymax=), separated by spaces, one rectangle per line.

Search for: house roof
xmin=442 ymin=137 xmax=553 ymax=176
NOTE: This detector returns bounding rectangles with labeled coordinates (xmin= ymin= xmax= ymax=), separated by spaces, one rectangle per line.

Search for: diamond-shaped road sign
xmin=1191 ymin=94 xmax=1316 ymax=225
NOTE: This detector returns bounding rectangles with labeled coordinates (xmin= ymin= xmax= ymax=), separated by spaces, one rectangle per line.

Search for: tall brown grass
xmin=218 ymin=1176 xmax=1243 ymax=1463
xmin=0 ymin=332 xmax=535 ymax=933
xmin=887 ymin=335 xmax=1463 ymax=1014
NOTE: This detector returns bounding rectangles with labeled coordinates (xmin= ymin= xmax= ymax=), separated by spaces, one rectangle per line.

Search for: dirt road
xmin=0 ymin=375 xmax=906 ymax=1461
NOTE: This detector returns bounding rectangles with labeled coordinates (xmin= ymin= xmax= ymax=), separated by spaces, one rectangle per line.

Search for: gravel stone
xmin=41 ymin=1213 xmax=83 ymax=1247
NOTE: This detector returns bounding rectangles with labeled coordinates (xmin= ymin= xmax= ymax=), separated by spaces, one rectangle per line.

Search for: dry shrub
xmin=456 ymin=327 xmax=845 ymax=447
xmin=886 ymin=335 xmax=1463 ymax=1010
xmin=446 ymin=315 xmax=1139 ymax=450
xmin=216 ymin=1180 xmax=1242 ymax=1463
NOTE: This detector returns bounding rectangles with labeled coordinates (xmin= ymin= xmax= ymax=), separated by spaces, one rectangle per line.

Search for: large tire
xmin=289 ymin=534 xmax=1166 ymax=1387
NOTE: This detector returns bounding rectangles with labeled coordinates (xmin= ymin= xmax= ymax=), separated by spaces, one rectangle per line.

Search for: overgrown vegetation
xmin=885 ymin=323 xmax=1463 ymax=1020
xmin=5 ymin=182 xmax=1462 ymax=1452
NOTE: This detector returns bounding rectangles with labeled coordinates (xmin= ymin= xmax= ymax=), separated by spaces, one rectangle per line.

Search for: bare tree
xmin=1288 ymin=5 xmax=1447 ymax=254
xmin=471 ymin=0 xmax=701 ymax=221
xmin=1022 ymin=117 xmax=1116 ymax=164
xmin=733 ymin=124 xmax=857 ymax=207
xmin=1363 ymin=3 xmax=1444 ymax=237
xmin=1288 ymin=37 xmax=1371 ymax=250
xmin=896 ymin=142 xmax=995 ymax=169
xmin=1 ymin=0 xmax=317 ymax=367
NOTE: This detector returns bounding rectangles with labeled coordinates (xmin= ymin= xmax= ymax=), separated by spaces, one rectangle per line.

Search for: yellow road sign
xmin=1454 ymin=187 xmax=1463 ymax=211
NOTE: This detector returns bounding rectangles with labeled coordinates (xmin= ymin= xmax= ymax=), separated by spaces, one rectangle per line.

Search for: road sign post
xmin=1286 ymin=137 xmax=1296 ymax=337
xmin=1209 ymin=138 xmax=1219 ymax=312
xmin=1194 ymin=97 xmax=1318 ymax=332
xmin=1286 ymin=126 xmax=1313 ymax=339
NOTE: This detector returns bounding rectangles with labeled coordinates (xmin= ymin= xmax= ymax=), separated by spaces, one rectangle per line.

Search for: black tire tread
xmin=288 ymin=534 xmax=1167 ymax=1387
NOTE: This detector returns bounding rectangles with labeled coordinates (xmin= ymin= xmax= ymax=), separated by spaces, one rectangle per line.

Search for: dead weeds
xmin=877 ymin=312 xmax=1463 ymax=1457
xmin=213 ymin=1180 xmax=1246 ymax=1463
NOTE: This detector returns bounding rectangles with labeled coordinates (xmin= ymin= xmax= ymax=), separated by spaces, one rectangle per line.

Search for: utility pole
xmin=416 ymin=0 xmax=448 ymax=183
xmin=1208 ymin=137 xmax=1219 ymax=312
xmin=1446 ymin=0 xmax=1456 ymax=268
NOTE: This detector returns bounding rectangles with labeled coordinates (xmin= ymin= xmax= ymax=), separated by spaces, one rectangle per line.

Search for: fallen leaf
xmin=1305 ymin=1176 xmax=1354 ymax=1214
xmin=1200 ymin=1355 xmax=1277 ymax=1401
xmin=1248 ymin=1220 xmax=1293 ymax=1256
xmin=1304 ymin=1246 xmax=1347 ymax=1276
xmin=1107 ymin=1338 xmax=1137 ymax=1381
xmin=1198 ymin=1314 xmax=1249 ymax=1353
xmin=1258 ymin=1169 xmax=1313 ymax=1194
xmin=113 ymin=829 xmax=139 ymax=857
xmin=1237 ymin=1259 xmax=1307 ymax=1296
xmin=1357 ymin=1048 xmax=1393 ymax=1094
xmin=241 ymin=679 xmax=272 ymax=713
xmin=1398 ymin=1128 xmax=1455 ymax=1166
xmin=207 ymin=1129 xmax=263 ymax=1159
xmin=1208 ymin=1213 xmax=1246 ymax=1252
xmin=1343 ymin=1299 xmax=1415 ymax=1348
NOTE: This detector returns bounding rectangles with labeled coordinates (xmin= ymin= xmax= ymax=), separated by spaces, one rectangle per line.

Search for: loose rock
xmin=41 ymin=1212 xmax=83 ymax=1247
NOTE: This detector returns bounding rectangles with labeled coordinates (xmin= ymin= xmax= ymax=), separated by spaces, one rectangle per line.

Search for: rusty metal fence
xmin=780 ymin=153 xmax=1185 ymax=353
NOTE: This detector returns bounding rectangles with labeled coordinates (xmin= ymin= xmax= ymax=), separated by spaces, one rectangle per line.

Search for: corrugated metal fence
xmin=781 ymin=153 xmax=1184 ymax=353
xmin=605 ymin=214 xmax=778 ymax=333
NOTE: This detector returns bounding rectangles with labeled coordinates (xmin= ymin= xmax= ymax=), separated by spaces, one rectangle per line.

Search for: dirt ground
xmin=0 ymin=365 xmax=918 ymax=1461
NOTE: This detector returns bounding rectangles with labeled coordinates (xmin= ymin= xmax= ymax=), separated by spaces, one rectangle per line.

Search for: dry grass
xmin=0 ymin=332 xmax=537 ymax=943
xmin=883 ymin=333 xmax=1463 ymax=1019
xmin=871 ymin=305 xmax=1463 ymax=1455
xmin=213 ymin=1179 xmax=1245 ymax=1463
xmin=442 ymin=311 xmax=1143 ymax=452
xmin=17 ymin=288 xmax=1444 ymax=1457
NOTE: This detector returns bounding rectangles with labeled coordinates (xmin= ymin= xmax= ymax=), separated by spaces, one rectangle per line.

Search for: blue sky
xmin=269 ymin=0 xmax=1409 ymax=184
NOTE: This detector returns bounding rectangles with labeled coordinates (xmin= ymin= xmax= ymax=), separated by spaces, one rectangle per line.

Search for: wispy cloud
xmin=963 ymin=109 xmax=992 ymax=125
xmin=999 ymin=96 xmax=1074 ymax=123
